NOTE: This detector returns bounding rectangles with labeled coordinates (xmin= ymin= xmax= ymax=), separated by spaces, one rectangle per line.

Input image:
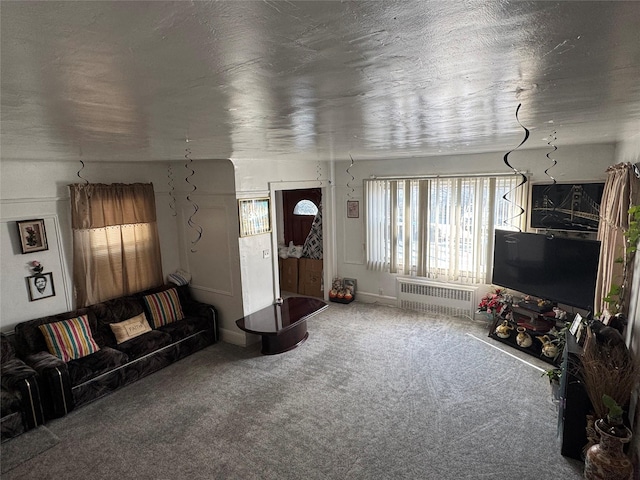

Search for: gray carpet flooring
xmin=1 ymin=302 xmax=584 ymax=479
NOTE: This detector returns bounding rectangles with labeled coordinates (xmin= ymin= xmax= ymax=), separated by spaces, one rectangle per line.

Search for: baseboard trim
xmin=220 ymin=328 xmax=257 ymax=346
xmin=354 ymin=292 xmax=397 ymax=307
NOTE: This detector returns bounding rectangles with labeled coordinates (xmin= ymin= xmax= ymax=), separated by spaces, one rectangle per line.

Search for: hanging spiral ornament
xmin=346 ymin=154 xmax=355 ymax=199
xmin=167 ymin=164 xmax=177 ymax=217
xmin=316 ymin=161 xmax=322 ymax=187
xmin=184 ymin=144 xmax=203 ymax=253
xmin=501 ymin=103 xmax=530 ymax=231
xmin=544 ymin=130 xmax=558 ymax=184
xmin=538 ymin=130 xmax=559 ymax=229
xmin=77 ymin=160 xmax=89 ymax=185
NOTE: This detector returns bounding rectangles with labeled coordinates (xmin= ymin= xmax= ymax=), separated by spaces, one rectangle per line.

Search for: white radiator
xmin=396 ymin=278 xmax=477 ymax=318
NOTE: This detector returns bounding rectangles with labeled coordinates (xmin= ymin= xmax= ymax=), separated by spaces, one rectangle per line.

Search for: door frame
xmin=269 ymin=179 xmax=334 ymax=301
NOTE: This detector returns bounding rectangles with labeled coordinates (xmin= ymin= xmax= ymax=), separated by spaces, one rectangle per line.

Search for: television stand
xmin=488 ymin=302 xmax=561 ymax=366
xmin=512 ymin=305 xmax=556 ymax=331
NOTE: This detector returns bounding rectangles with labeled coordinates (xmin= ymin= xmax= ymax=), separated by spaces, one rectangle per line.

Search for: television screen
xmin=491 ymin=230 xmax=601 ymax=310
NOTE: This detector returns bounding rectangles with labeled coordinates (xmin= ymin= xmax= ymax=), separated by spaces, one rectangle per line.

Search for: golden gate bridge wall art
xmin=530 ymin=182 xmax=605 ymax=232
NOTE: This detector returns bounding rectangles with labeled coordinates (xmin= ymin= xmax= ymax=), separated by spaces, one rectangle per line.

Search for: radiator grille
xmin=397 ymin=278 xmax=477 ymax=318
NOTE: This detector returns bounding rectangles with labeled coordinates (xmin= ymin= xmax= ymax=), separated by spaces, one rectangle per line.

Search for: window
xmin=70 ymin=183 xmax=163 ymax=306
xmin=365 ymin=175 xmax=527 ymax=284
xmin=293 ymin=199 xmax=318 ymax=216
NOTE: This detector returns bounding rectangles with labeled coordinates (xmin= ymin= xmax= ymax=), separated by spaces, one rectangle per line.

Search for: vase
xmin=494 ymin=320 xmax=514 ymax=339
xmin=516 ymin=327 xmax=532 ymax=347
xmin=584 ymin=418 xmax=633 ymax=480
xmin=537 ymin=335 xmax=558 ymax=358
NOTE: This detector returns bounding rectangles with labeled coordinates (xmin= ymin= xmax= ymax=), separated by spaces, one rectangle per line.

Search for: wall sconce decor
xmin=17 ymin=219 xmax=48 ymax=254
xmin=238 ymin=198 xmax=271 ymax=237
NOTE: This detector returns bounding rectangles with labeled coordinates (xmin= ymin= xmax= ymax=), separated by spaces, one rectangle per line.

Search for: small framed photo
xmin=27 ymin=272 xmax=55 ymax=301
xmin=569 ymin=312 xmax=583 ymax=336
xmin=347 ymin=200 xmax=359 ymax=218
xmin=343 ymin=278 xmax=357 ymax=295
xmin=238 ymin=198 xmax=271 ymax=237
xmin=17 ymin=219 xmax=48 ymax=254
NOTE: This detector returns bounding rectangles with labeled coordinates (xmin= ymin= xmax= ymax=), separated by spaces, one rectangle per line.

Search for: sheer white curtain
xmin=70 ymin=183 xmax=163 ymax=307
xmin=365 ymin=174 xmax=527 ymax=284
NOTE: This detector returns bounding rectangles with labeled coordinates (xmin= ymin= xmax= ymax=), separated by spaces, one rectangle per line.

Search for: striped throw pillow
xmin=38 ymin=315 xmax=100 ymax=362
xmin=143 ymin=288 xmax=184 ymax=328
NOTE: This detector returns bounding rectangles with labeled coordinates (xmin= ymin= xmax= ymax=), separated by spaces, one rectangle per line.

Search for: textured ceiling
xmin=1 ymin=1 xmax=640 ymax=163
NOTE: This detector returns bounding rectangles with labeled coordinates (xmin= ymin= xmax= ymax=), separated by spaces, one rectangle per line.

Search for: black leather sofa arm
xmin=1 ymin=358 xmax=44 ymax=429
xmin=1 ymin=358 xmax=38 ymax=388
xmin=182 ymin=301 xmax=218 ymax=340
xmin=24 ymin=351 xmax=74 ymax=419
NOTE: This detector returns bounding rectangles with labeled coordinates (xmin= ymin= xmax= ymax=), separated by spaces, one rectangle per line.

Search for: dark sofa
xmin=1 ymin=333 xmax=44 ymax=441
xmin=13 ymin=284 xmax=217 ymax=421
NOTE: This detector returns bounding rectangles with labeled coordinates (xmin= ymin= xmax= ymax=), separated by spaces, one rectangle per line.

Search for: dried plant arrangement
xmin=579 ymin=326 xmax=638 ymax=420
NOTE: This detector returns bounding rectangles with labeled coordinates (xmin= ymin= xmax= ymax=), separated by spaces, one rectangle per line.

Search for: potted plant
xmin=477 ymin=287 xmax=509 ymax=316
xmin=584 ymin=395 xmax=633 ymax=480
xmin=542 ymin=367 xmax=562 ymax=403
xmin=578 ymin=324 xmax=638 ymax=470
xmin=548 ymin=321 xmax=570 ymax=363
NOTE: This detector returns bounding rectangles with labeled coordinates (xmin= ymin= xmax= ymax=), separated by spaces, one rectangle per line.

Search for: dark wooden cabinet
xmin=558 ymin=334 xmax=591 ymax=460
xmin=489 ymin=314 xmax=591 ymax=460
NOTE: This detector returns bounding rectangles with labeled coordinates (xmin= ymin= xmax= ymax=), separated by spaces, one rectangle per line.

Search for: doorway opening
xmin=276 ymin=188 xmax=323 ymax=298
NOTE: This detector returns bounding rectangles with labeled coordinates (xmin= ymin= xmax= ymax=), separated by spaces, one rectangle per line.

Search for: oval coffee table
xmin=235 ymin=297 xmax=328 ymax=355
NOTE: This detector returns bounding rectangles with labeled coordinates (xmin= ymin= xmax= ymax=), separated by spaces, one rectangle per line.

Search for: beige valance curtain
xmin=594 ymin=163 xmax=640 ymax=316
xmin=70 ymin=183 xmax=163 ymax=307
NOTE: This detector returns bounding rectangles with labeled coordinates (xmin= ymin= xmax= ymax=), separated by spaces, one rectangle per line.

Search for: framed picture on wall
xmin=530 ymin=183 xmax=604 ymax=232
xmin=238 ymin=198 xmax=272 ymax=237
xmin=347 ymin=200 xmax=359 ymax=218
xmin=27 ymin=272 xmax=55 ymax=301
xmin=17 ymin=219 xmax=48 ymax=254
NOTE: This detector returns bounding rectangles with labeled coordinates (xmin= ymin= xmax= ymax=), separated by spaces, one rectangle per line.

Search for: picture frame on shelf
xmin=238 ymin=198 xmax=271 ymax=237
xmin=17 ymin=219 xmax=48 ymax=254
xmin=27 ymin=272 xmax=55 ymax=301
xmin=569 ymin=312 xmax=583 ymax=336
xmin=343 ymin=278 xmax=357 ymax=295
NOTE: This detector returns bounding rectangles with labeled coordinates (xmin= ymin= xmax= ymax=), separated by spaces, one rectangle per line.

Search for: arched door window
xmin=283 ymin=188 xmax=321 ymax=246
xmin=293 ymin=200 xmax=318 ymax=216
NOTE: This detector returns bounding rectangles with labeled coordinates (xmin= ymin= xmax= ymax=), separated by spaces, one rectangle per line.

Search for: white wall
xmin=0 ymin=155 xmax=326 ymax=346
xmin=231 ymin=158 xmax=333 ymax=316
xmin=0 ymin=159 xmax=182 ymax=332
xmin=1 ymin=143 xmax=623 ymax=340
xmin=331 ymin=144 xmax=616 ymax=306
xmin=169 ymin=159 xmax=246 ymax=345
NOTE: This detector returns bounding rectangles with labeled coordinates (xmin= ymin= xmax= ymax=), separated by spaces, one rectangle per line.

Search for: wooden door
xmin=283 ymin=188 xmax=321 ymax=246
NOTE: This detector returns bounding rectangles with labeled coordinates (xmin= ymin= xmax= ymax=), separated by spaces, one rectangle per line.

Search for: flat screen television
xmin=491 ymin=230 xmax=601 ymax=310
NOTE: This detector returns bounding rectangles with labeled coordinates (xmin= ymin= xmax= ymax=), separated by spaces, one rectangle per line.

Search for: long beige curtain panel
xmin=70 ymin=183 xmax=163 ymax=307
xmin=594 ymin=163 xmax=640 ymax=317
